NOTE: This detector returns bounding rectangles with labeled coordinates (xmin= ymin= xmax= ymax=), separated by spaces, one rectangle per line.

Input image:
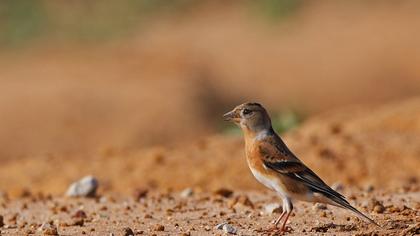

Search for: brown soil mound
xmin=1 ymin=98 xmax=419 ymax=197
xmin=2 ymin=1 xmax=420 ymax=158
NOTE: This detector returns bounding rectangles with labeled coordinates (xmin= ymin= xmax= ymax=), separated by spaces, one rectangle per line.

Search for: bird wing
xmin=258 ymin=136 xmax=345 ymax=200
xmin=259 ymin=135 xmax=378 ymax=226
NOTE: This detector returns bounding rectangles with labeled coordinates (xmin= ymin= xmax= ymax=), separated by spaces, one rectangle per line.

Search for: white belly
xmin=249 ymin=166 xmax=288 ymax=198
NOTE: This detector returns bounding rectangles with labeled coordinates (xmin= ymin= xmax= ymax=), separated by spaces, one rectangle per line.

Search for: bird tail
xmin=327 ymin=195 xmax=380 ymax=227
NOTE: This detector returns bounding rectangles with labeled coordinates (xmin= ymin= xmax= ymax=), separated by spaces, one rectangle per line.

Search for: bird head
xmin=223 ymin=102 xmax=272 ymax=135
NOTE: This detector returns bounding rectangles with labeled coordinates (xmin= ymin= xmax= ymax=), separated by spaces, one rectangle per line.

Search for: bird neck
xmin=244 ymin=127 xmax=274 ymax=147
xmin=254 ymin=128 xmax=274 ymax=140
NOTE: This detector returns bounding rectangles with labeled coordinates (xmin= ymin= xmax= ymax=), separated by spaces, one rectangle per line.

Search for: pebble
xmin=215 ymin=223 xmax=237 ymax=235
xmin=38 ymin=222 xmax=58 ymax=235
xmin=366 ymin=198 xmax=385 ymax=214
xmin=133 ymin=188 xmax=148 ymax=201
xmin=122 ymin=227 xmax=135 ymax=236
xmin=264 ymin=203 xmax=282 ymax=214
xmin=213 ymin=188 xmax=233 ymax=198
xmin=180 ymin=188 xmax=194 ymax=198
xmin=313 ymin=203 xmax=328 ymax=210
xmin=373 ymin=204 xmax=385 ymax=214
xmin=72 ymin=210 xmax=87 ymax=219
xmin=66 ymin=176 xmax=98 ymax=197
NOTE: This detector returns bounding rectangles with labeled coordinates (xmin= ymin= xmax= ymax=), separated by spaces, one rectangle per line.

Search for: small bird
xmin=223 ymin=102 xmax=378 ymax=232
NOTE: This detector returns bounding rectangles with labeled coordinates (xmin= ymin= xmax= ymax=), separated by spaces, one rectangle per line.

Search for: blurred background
xmin=0 ymin=0 xmax=419 ymax=195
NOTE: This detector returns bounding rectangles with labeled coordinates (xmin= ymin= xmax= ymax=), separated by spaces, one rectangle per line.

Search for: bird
xmin=223 ymin=102 xmax=378 ymax=233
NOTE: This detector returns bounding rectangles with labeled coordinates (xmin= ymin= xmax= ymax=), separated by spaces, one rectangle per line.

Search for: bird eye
xmin=243 ymin=108 xmax=252 ymax=115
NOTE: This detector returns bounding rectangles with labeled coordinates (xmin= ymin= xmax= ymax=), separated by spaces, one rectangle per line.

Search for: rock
xmin=264 ymin=203 xmax=282 ymax=215
xmin=66 ymin=176 xmax=98 ymax=197
xmin=213 ymin=188 xmax=233 ymax=198
xmin=367 ymin=198 xmax=385 ymax=214
xmin=0 ymin=215 xmax=4 ymax=227
xmin=122 ymin=227 xmax=135 ymax=236
xmin=133 ymin=188 xmax=148 ymax=201
xmin=72 ymin=210 xmax=87 ymax=219
xmin=313 ymin=203 xmax=328 ymax=210
xmin=373 ymin=204 xmax=385 ymax=214
xmin=38 ymin=222 xmax=58 ymax=235
xmin=180 ymin=188 xmax=194 ymax=198
xmin=215 ymin=223 xmax=237 ymax=234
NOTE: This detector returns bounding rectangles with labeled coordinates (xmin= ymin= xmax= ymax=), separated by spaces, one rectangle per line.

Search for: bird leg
xmin=279 ymin=198 xmax=293 ymax=233
xmin=279 ymin=210 xmax=292 ymax=232
xmin=273 ymin=211 xmax=286 ymax=226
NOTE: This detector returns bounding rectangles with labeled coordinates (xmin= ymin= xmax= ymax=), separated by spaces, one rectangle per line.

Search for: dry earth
xmin=1 ymin=97 xmax=420 ymax=196
xmin=0 ymin=187 xmax=419 ymax=235
xmin=0 ymin=98 xmax=420 ymax=235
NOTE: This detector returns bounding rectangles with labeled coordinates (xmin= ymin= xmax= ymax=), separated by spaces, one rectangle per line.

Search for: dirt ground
xmin=1 ymin=2 xmax=420 ymax=235
xmin=1 ymin=97 xmax=420 ymax=196
xmin=1 ymin=98 xmax=420 ymax=235
xmin=0 ymin=187 xmax=419 ymax=235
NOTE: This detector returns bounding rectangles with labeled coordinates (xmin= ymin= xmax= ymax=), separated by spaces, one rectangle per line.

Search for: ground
xmin=1 ymin=98 xmax=420 ymax=235
xmin=0 ymin=187 xmax=419 ymax=235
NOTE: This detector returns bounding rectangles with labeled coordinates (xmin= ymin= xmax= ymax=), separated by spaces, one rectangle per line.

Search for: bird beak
xmin=223 ymin=110 xmax=238 ymax=121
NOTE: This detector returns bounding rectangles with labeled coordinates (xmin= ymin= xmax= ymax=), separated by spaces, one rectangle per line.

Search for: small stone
xmin=122 ymin=227 xmax=134 ymax=236
xmin=38 ymin=222 xmax=58 ymax=235
xmin=373 ymin=205 xmax=385 ymax=214
xmin=264 ymin=203 xmax=282 ymax=215
xmin=215 ymin=223 xmax=237 ymax=234
xmin=313 ymin=203 xmax=328 ymax=210
xmin=153 ymin=224 xmax=164 ymax=231
xmin=367 ymin=198 xmax=385 ymax=214
xmin=72 ymin=210 xmax=87 ymax=219
xmin=213 ymin=188 xmax=233 ymax=198
xmin=66 ymin=176 xmax=98 ymax=197
xmin=180 ymin=188 xmax=194 ymax=198
xmin=133 ymin=188 xmax=148 ymax=201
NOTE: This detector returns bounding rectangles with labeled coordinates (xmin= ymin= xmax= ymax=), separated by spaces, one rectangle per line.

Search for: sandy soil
xmin=0 ymin=187 xmax=419 ymax=235
xmin=2 ymin=1 xmax=420 ymax=157
xmin=1 ymin=98 xmax=419 ymax=196
xmin=1 ymin=2 xmax=420 ymax=235
xmin=0 ymin=98 xmax=419 ymax=235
